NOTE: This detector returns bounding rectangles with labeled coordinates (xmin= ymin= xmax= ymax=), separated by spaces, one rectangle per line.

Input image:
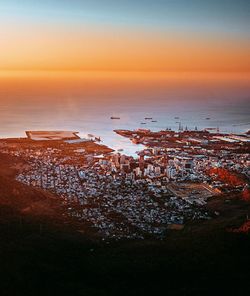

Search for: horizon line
xmin=1 ymin=69 xmax=250 ymax=75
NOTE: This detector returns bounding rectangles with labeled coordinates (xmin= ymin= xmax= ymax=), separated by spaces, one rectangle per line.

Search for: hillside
xmin=0 ymin=152 xmax=250 ymax=296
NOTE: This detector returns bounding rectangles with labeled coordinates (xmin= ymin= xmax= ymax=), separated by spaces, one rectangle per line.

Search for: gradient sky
xmin=0 ymin=0 xmax=250 ymax=72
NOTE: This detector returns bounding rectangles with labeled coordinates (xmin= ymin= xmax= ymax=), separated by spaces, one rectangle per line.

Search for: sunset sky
xmin=0 ymin=0 xmax=250 ymax=73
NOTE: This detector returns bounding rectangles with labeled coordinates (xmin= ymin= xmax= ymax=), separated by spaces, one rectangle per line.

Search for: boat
xmin=117 ymin=149 xmax=124 ymax=152
xmin=174 ymin=117 xmax=179 ymax=119
xmin=151 ymin=120 xmax=157 ymax=122
xmin=141 ymin=122 xmax=147 ymax=125
xmin=145 ymin=117 xmax=153 ymax=120
xmin=206 ymin=117 xmax=211 ymax=120
xmin=110 ymin=116 xmax=120 ymax=120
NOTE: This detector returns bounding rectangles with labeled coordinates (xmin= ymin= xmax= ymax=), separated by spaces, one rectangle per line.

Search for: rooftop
xmin=26 ymin=130 xmax=80 ymax=141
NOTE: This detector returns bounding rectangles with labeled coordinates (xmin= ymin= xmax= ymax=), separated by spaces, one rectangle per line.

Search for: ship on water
xmin=110 ymin=116 xmax=120 ymax=120
xmin=145 ymin=117 xmax=153 ymax=120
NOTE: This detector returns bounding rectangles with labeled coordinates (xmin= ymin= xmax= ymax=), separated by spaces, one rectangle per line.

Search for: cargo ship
xmin=110 ymin=116 xmax=120 ymax=120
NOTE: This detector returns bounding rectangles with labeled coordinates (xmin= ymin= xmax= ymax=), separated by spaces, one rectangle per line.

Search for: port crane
xmin=176 ymin=122 xmax=183 ymax=131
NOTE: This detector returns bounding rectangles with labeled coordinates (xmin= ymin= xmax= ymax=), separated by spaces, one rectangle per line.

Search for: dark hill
xmin=1 ymin=152 xmax=250 ymax=296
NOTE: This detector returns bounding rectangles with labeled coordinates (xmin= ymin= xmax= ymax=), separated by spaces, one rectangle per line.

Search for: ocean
xmin=0 ymin=72 xmax=249 ymax=156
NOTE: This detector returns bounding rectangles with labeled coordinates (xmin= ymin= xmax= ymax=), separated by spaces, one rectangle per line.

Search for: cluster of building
xmin=115 ymin=129 xmax=250 ymax=192
xmin=1 ymin=128 xmax=249 ymax=240
xmin=1 ymin=144 xmax=208 ymax=239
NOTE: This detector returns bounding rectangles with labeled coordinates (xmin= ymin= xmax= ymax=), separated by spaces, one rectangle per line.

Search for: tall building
xmin=113 ymin=153 xmax=120 ymax=167
xmin=134 ymin=167 xmax=142 ymax=177
xmin=139 ymin=154 xmax=144 ymax=169
xmin=147 ymin=164 xmax=154 ymax=172
xmin=166 ymin=166 xmax=176 ymax=180
xmin=120 ymin=154 xmax=126 ymax=165
xmin=155 ymin=166 xmax=161 ymax=175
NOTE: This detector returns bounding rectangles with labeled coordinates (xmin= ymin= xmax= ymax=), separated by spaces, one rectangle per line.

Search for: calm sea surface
xmin=0 ymin=73 xmax=249 ymax=156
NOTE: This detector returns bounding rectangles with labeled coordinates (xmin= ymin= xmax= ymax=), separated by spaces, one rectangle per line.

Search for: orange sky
xmin=1 ymin=21 xmax=250 ymax=74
